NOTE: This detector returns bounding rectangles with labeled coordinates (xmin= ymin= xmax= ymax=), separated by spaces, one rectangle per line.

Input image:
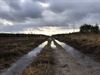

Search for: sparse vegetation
xmin=0 ymin=34 xmax=48 ymax=72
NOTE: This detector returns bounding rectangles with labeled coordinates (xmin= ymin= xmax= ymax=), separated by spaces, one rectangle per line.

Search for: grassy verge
xmin=0 ymin=34 xmax=48 ymax=72
xmin=53 ymin=33 xmax=100 ymax=61
xmin=21 ymin=41 xmax=54 ymax=75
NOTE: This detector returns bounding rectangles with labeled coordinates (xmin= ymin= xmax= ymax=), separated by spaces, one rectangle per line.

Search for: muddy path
xmin=52 ymin=40 xmax=100 ymax=75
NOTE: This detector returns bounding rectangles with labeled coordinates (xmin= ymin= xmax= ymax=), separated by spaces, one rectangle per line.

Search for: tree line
xmin=80 ymin=24 xmax=99 ymax=33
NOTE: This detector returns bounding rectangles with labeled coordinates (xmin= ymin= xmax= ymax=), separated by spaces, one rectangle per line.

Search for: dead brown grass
xmin=0 ymin=35 xmax=48 ymax=72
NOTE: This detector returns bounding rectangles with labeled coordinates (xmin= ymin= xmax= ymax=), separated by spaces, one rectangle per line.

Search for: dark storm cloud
xmin=0 ymin=0 xmax=43 ymax=21
xmin=48 ymin=0 xmax=100 ymax=25
xmin=0 ymin=0 xmax=100 ymax=32
xmin=5 ymin=0 xmax=20 ymax=10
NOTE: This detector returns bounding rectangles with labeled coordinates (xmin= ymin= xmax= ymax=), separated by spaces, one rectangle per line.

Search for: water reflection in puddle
xmin=1 ymin=41 xmax=47 ymax=75
xmin=51 ymin=41 xmax=56 ymax=49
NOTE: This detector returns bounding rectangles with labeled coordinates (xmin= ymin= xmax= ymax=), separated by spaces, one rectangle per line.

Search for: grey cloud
xmin=5 ymin=0 xmax=20 ymax=10
xmin=0 ymin=0 xmax=100 ymax=33
xmin=0 ymin=20 xmax=45 ymax=32
xmin=0 ymin=0 xmax=44 ymax=21
xmin=48 ymin=0 xmax=100 ymax=26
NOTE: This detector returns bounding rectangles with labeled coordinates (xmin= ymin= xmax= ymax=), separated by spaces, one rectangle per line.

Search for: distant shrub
xmin=80 ymin=24 xmax=99 ymax=33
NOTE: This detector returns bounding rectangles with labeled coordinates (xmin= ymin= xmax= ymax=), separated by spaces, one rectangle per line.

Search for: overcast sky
xmin=0 ymin=0 xmax=100 ymax=34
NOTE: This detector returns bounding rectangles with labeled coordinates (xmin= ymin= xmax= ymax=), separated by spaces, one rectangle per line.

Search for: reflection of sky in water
xmin=22 ymin=26 xmax=79 ymax=35
xmin=28 ymin=41 xmax=47 ymax=57
xmin=51 ymin=41 xmax=56 ymax=48
xmin=1 ymin=41 xmax=47 ymax=75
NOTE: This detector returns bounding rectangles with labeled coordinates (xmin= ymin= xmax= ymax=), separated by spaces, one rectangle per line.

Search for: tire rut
xmin=52 ymin=41 xmax=94 ymax=75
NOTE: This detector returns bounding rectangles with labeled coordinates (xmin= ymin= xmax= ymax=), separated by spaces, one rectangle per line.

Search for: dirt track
xmin=52 ymin=40 xmax=100 ymax=75
xmin=1 ymin=38 xmax=100 ymax=75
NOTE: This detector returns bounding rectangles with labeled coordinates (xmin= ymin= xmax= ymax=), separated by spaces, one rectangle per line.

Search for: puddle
xmin=51 ymin=41 xmax=56 ymax=49
xmin=1 ymin=41 xmax=47 ymax=75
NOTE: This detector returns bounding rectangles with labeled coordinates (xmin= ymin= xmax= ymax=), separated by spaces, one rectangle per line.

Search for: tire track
xmin=52 ymin=40 xmax=100 ymax=75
